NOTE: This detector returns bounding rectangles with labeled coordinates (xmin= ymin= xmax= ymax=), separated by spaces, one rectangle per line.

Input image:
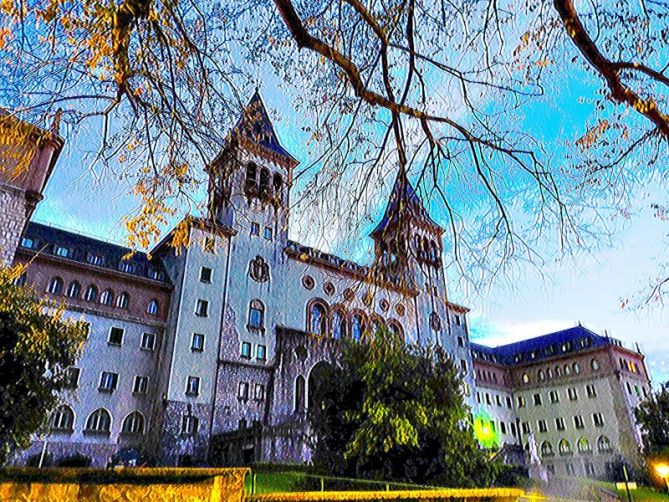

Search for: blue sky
xmin=31 ymin=68 xmax=669 ymax=386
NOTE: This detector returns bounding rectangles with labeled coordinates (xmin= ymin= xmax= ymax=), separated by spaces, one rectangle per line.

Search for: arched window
xmin=147 ymin=298 xmax=159 ymax=315
xmin=351 ymin=313 xmax=366 ymax=342
xmin=564 ymin=364 xmax=571 ymax=375
xmin=540 ymin=441 xmax=554 ymax=457
xmin=370 ymin=316 xmax=384 ymax=336
xmin=555 ymin=366 xmax=562 ymax=377
xmin=558 ymin=439 xmax=571 ymax=456
xmin=47 ymin=277 xmax=64 ymax=295
xmin=522 ymin=373 xmax=530 ymax=384
xmin=387 ymin=320 xmax=404 ymax=339
xmin=84 ymin=285 xmax=98 ymax=302
xmin=591 ymin=358 xmax=600 ymax=371
xmin=430 ymin=241 xmax=438 ymax=262
xmin=294 ymin=375 xmax=305 ymax=413
xmin=116 ymin=292 xmax=130 ymax=309
xmin=122 ymin=411 xmax=145 ymax=434
xmin=330 ymin=308 xmax=347 ymax=339
xmin=597 ymin=435 xmax=612 ymax=452
xmin=245 ymin=162 xmax=258 ymax=193
xmin=272 ymin=173 xmax=284 ymax=203
xmin=259 ymin=168 xmax=271 ymax=199
xmin=50 ymin=405 xmax=74 ymax=431
xmin=66 ymin=281 xmax=81 ymax=299
xmin=573 ymin=362 xmax=580 ymax=374
xmin=577 ymin=437 xmax=591 ymax=454
xmin=85 ymin=408 xmax=111 ymax=433
xmin=100 ymin=289 xmax=114 ymax=306
xmin=308 ymin=300 xmax=328 ymax=336
xmin=414 ymin=235 xmax=421 ymax=256
xmin=249 ymin=299 xmax=264 ymax=329
xmin=538 ymin=370 xmax=545 ymax=381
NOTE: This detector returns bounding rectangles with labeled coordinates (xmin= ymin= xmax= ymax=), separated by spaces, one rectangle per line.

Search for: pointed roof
xmin=230 ymin=90 xmax=298 ymax=168
xmin=370 ymin=171 xmax=443 ymax=239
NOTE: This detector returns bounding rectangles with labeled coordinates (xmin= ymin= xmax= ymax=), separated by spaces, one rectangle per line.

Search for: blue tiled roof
xmin=232 ymin=91 xmax=297 ymax=162
xmin=471 ymin=325 xmax=615 ymax=366
xmin=20 ymin=222 xmax=171 ymax=284
xmin=370 ymin=172 xmax=443 ymax=239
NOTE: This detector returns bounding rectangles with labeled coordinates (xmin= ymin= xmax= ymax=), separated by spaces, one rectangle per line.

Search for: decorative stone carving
xmin=249 ymin=256 xmax=269 ymax=282
xmin=323 ymin=281 xmax=335 ymax=296
xmin=302 ymin=275 xmax=314 ymax=290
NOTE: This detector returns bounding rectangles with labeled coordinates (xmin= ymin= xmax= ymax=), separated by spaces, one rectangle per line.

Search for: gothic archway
xmin=307 ymin=361 xmax=333 ymax=414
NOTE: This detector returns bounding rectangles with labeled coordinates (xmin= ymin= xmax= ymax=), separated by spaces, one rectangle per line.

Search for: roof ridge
xmin=27 ymin=220 xmax=149 ymax=256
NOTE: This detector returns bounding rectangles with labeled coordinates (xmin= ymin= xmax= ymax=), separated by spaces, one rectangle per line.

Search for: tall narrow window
xmin=147 ymin=299 xmax=159 ymax=315
xmin=66 ymin=281 xmax=81 ymax=298
xmin=331 ymin=309 xmax=347 ymax=339
xmin=195 ymin=299 xmax=209 ymax=317
xmin=259 ymin=167 xmax=271 ymax=199
xmin=272 ymin=173 xmax=284 ymax=203
xmin=47 ymin=277 xmax=64 ymax=295
xmin=248 ymin=299 xmax=264 ymax=329
xmin=116 ymin=292 xmax=130 ymax=309
xmin=84 ymin=285 xmax=98 ymax=302
xmin=245 ymin=162 xmax=258 ymax=193
xmin=295 ymin=375 xmax=305 ymax=413
xmin=351 ymin=314 xmax=364 ymax=341
xmin=309 ymin=301 xmax=327 ymax=335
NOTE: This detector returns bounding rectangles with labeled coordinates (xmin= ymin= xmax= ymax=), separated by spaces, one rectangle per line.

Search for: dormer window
xmin=54 ymin=245 xmax=70 ymax=258
xmin=149 ymin=269 xmax=164 ymax=281
xmin=87 ymin=253 xmax=104 ymax=266
xmin=119 ymin=261 xmax=135 ymax=274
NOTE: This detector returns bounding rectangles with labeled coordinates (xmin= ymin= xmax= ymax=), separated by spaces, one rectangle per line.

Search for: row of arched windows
xmin=50 ymin=405 xmax=145 ymax=434
xmin=413 ymin=234 xmax=440 ymax=264
xmin=306 ymin=298 xmax=404 ymax=341
xmin=245 ymin=162 xmax=284 ymax=204
xmin=540 ymin=436 xmax=612 ymax=457
xmin=521 ymin=358 xmax=600 ymax=385
xmin=46 ymin=276 xmax=159 ymax=315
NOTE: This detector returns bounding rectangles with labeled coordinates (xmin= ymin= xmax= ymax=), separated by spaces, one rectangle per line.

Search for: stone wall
xmin=0 ymin=183 xmax=27 ymax=266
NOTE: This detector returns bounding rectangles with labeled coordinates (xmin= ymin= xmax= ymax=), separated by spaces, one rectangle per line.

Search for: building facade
xmin=470 ymin=327 xmax=651 ymax=479
xmin=0 ymin=98 xmax=650 ymax=478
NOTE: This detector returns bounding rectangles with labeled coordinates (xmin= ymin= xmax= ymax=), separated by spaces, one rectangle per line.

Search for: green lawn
xmin=243 ymin=469 xmax=441 ymax=495
xmin=245 ymin=471 xmax=308 ymax=494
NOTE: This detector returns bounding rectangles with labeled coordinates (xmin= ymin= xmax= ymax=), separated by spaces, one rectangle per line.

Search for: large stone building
xmin=471 ymin=328 xmax=651 ymax=479
xmin=0 ymin=96 xmax=651 ymax=478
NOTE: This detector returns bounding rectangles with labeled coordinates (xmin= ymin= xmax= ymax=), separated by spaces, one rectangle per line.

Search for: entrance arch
xmin=307 ymin=361 xmax=333 ymax=413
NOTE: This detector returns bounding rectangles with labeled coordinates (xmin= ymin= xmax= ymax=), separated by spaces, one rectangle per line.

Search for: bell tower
xmin=370 ymin=171 xmax=444 ymax=289
xmin=206 ymin=91 xmax=299 ymax=241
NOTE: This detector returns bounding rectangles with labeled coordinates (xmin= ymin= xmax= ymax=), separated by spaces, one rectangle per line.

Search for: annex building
xmin=0 ymin=97 xmax=651 ymax=479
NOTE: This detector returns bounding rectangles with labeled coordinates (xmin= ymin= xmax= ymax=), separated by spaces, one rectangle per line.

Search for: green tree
xmin=635 ymin=381 xmax=669 ymax=458
xmin=0 ymin=266 xmax=88 ymax=464
xmin=308 ymin=327 xmax=500 ymax=487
